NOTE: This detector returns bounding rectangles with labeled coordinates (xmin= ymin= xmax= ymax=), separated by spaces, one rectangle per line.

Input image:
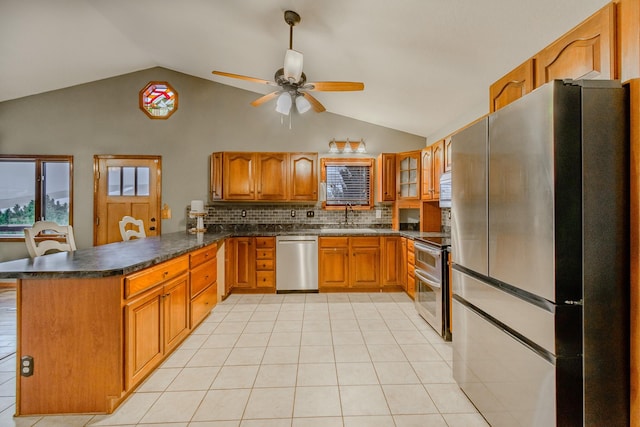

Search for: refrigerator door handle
xmin=415 ymin=269 xmax=441 ymax=289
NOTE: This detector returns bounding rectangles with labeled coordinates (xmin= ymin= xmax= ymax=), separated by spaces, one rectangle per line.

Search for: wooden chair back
xmin=24 ymin=221 xmax=77 ymax=257
xmin=119 ymin=216 xmax=146 ymax=241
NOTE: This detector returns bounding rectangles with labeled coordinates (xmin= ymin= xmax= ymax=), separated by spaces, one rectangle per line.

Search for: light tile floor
xmin=0 ymin=291 xmax=489 ymax=427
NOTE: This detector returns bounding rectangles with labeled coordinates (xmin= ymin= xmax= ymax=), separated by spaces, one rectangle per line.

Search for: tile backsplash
xmin=187 ymin=203 xmax=451 ymax=233
xmin=189 ymin=202 xmax=394 ymax=232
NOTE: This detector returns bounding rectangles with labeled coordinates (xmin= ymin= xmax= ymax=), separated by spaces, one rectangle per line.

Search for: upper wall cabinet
xmin=489 ymin=59 xmax=535 ymax=113
xmin=421 ymin=139 xmax=444 ymax=201
xmin=256 ymin=153 xmax=288 ymax=201
xmin=289 ymin=153 xmax=319 ymax=201
xmin=376 ymin=153 xmax=396 ymax=202
xmin=534 ymin=3 xmax=617 ymax=85
xmin=444 ymin=136 xmax=452 ymax=172
xmin=210 ymin=152 xmax=318 ymax=202
xmin=396 ymin=151 xmax=421 ymax=200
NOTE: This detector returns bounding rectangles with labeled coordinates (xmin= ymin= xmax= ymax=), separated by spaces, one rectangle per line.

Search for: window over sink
xmin=321 ymin=158 xmax=373 ymax=209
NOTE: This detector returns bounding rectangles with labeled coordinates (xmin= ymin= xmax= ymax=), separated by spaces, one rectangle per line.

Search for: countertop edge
xmin=0 ymin=229 xmax=446 ymax=279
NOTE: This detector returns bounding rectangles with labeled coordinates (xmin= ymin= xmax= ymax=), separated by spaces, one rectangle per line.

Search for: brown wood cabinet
xmin=223 ymin=152 xmax=256 ymax=200
xmin=319 ymin=236 xmax=381 ymax=290
xmin=189 ymin=245 xmax=218 ymax=328
xmin=399 ymin=237 xmax=408 ymax=291
xmin=290 ymin=153 xmax=318 ymax=200
xmin=407 ymin=239 xmax=416 ymax=299
xmin=489 ymin=59 xmax=535 ymax=113
xmin=396 ymin=151 xmax=421 ymax=200
xmin=350 ymin=237 xmax=381 ymax=288
xmin=444 ymin=136 xmax=452 ymax=172
xmin=535 ymin=3 xmax=617 ymax=85
xmin=256 ymin=153 xmax=288 ymax=200
xmin=225 ymin=237 xmax=236 ymax=295
xmin=211 ymin=152 xmax=317 ymax=202
xmin=421 ymin=140 xmax=444 ymax=201
xmin=15 ymin=242 xmax=220 ymax=416
xmin=381 ymin=236 xmax=401 ymax=289
xmin=210 ymin=152 xmax=223 ymax=201
xmin=255 ymin=237 xmax=276 ymax=288
xmin=228 ymin=236 xmax=276 ymax=293
xmin=124 ymin=257 xmax=190 ymax=390
xmin=376 ymin=153 xmax=396 ymax=202
xmin=319 ymin=237 xmax=350 ymax=288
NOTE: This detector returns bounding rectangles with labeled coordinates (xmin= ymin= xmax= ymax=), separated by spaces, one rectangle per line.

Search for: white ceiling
xmin=0 ymin=0 xmax=611 ymax=139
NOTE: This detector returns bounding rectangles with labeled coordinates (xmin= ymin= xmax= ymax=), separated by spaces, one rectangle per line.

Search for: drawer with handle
xmin=125 ymin=255 xmax=189 ymax=299
xmin=190 ymin=260 xmax=217 ymax=297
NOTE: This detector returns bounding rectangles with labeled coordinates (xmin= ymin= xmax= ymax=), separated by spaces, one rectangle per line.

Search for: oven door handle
xmin=414 ymin=242 xmax=442 ymax=258
xmin=415 ymin=269 xmax=441 ymax=289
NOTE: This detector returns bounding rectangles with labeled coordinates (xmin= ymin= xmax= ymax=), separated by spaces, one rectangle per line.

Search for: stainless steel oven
xmin=414 ymin=238 xmax=451 ymax=340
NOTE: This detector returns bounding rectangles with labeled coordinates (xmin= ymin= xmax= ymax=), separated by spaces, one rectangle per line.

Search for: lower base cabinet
xmin=191 ymin=283 xmax=218 ymax=326
xmin=407 ymin=239 xmax=416 ymax=299
xmin=15 ymin=242 xmax=220 ymax=416
xmin=125 ymin=269 xmax=190 ymax=390
xmin=189 ymin=245 xmax=218 ymax=328
xmin=319 ymin=236 xmax=384 ymax=291
xmin=227 ymin=236 xmax=276 ymax=293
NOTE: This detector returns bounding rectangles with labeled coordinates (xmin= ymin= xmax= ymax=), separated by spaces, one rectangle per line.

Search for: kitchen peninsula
xmin=0 ymin=231 xmax=227 ymax=416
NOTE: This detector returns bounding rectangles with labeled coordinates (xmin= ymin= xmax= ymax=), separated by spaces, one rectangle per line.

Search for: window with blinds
xmin=322 ymin=158 xmax=374 ymax=207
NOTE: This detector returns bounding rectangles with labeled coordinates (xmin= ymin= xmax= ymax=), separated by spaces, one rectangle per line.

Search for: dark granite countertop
xmin=0 ymin=231 xmax=230 ymax=279
xmin=0 ymin=228 xmax=445 ymax=279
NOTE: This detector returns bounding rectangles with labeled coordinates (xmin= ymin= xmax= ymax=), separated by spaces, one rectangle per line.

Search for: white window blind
xmin=325 ymin=164 xmax=371 ymax=206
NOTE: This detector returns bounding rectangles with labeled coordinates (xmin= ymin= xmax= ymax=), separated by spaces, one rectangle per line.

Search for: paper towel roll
xmin=190 ymin=200 xmax=205 ymax=213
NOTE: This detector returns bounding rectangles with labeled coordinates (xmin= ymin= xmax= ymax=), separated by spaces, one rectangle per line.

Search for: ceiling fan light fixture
xmin=275 ymin=92 xmax=292 ymax=115
xmin=295 ymin=94 xmax=312 ymax=114
xmin=284 ymin=49 xmax=304 ymax=83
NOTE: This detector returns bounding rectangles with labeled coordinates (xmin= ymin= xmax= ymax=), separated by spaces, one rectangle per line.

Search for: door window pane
xmin=108 ymin=166 xmax=151 ymax=196
xmin=108 ymin=167 xmax=121 ymax=196
xmin=122 ymin=167 xmax=136 ymax=196
xmin=137 ymin=167 xmax=150 ymax=196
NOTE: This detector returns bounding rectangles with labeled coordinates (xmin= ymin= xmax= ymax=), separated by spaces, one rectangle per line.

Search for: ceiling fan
xmin=212 ymin=10 xmax=364 ymax=115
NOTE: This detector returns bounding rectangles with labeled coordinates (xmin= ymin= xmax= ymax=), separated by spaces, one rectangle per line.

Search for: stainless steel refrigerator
xmin=451 ymin=80 xmax=629 ymax=426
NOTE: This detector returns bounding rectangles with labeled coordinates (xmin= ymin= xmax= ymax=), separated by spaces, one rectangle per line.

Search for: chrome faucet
xmin=344 ymin=203 xmax=354 ymax=224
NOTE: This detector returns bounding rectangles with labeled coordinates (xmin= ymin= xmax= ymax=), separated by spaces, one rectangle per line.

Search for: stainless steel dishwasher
xmin=276 ymin=235 xmax=318 ymax=292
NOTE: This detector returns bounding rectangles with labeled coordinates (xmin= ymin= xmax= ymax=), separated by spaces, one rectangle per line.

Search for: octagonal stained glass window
xmin=139 ymin=81 xmax=178 ymax=119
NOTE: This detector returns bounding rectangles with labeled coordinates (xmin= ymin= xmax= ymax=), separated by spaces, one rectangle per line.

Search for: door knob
xmin=150 ymin=218 xmax=156 ymax=222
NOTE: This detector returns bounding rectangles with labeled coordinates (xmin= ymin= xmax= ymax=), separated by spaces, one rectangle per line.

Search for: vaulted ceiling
xmin=0 ymin=0 xmax=610 ymax=139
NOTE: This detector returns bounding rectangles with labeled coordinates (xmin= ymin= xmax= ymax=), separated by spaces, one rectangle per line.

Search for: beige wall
xmin=0 ymin=67 xmax=425 ymax=262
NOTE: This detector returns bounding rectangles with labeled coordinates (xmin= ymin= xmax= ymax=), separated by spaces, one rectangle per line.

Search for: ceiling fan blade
xmin=212 ymin=71 xmax=278 ymax=87
xmin=251 ymin=91 xmax=281 ymax=107
xmin=305 ymin=81 xmax=365 ymax=92
xmin=301 ymin=92 xmax=326 ymax=113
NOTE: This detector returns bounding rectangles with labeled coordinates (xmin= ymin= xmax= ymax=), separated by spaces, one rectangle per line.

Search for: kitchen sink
xmin=319 ymin=228 xmax=378 ymax=234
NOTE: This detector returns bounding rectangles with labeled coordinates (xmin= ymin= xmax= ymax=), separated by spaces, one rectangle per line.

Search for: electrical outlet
xmin=241 ymin=209 xmax=247 ymax=218
xmin=290 ymin=210 xmax=296 ymax=217
xmin=306 ymin=210 xmax=314 ymax=217
xmin=375 ymin=209 xmax=382 ymax=219
xmin=21 ymin=355 xmax=33 ymax=377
